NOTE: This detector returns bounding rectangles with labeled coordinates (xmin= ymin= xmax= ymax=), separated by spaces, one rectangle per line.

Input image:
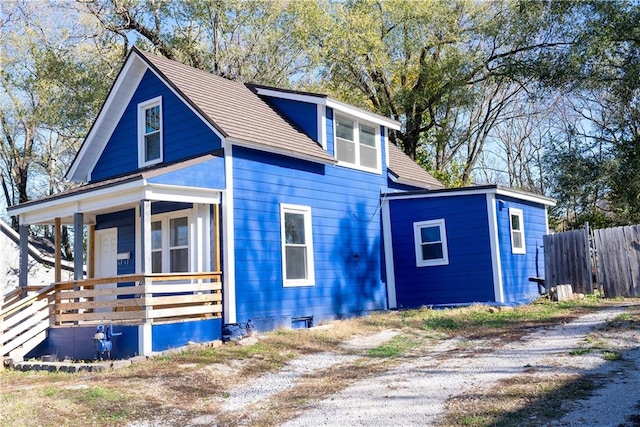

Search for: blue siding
xmin=389 ymin=194 xmax=495 ymax=307
xmin=147 ymin=155 xmax=225 ymax=189
xmin=232 ymin=146 xmax=388 ymax=324
xmin=152 ymin=318 xmax=222 ymax=351
xmin=496 ymin=196 xmax=548 ymax=303
xmin=29 ymin=325 xmax=139 ymax=360
xmin=262 ymin=97 xmax=318 ymax=142
xmin=326 ymin=107 xmax=334 ymax=156
xmin=91 ymin=70 xmax=222 ymax=182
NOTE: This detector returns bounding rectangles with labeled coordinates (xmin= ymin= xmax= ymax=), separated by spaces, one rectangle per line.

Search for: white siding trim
xmin=222 ymin=143 xmax=236 ymax=323
xmin=139 ymin=323 xmax=152 ymax=356
xmin=381 ymin=198 xmax=397 ymax=309
xmin=486 ymin=194 xmax=504 ymax=303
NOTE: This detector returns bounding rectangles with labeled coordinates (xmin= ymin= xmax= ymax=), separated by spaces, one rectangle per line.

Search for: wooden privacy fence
xmin=543 ymin=226 xmax=593 ymax=294
xmin=592 ymin=225 xmax=640 ymax=298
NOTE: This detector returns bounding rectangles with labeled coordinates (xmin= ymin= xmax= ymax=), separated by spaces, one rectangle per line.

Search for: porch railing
xmin=53 ymin=272 xmax=223 ymax=325
xmin=1 ymin=284 xmax=55 ymax=362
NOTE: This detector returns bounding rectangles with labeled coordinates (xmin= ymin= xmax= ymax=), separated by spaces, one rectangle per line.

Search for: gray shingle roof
xmin=387 ymin=143 xmax=445 ymax=189
xmin=136 ymin=49 xmax=335 ymax=163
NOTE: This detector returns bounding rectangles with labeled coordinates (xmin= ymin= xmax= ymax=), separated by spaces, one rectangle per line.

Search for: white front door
xmin=95 ymin=228 xmax=118 ymax=310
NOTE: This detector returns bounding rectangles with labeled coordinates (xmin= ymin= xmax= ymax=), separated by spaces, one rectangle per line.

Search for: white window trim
xmin=138 ymin=96 xmax=163 ymax=168
xmin=413 ymin=219 xmax=449 ymax=267
xmin=151 ymin=208 xmax=192 ymax=273
xmin=280 ymin=204 xmax=315 ymax=287
xmin=334 ymin=113 xmax=382 ymax=174
xmin=509 ymin=207 xmax=526 ymax=254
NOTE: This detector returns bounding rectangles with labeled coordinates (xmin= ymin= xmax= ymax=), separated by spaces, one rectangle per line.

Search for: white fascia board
xmin=383 ymin=186 xmax=555 ymax=206
xmin=486 ymin=193 xmax=505 ymax=303
xmin=14 ymin=181 xmax=221 ymax=225
xmin=226 ymin=137 xmax=336 ymax=165
xmin=494 ymin=188 xmax=556 ymax=207
xmin=15 ymin=182 xmax=143 ymax=225
xmin=326 ymin=98 xmax=401 ymax=130
xmin=252 ymin=87 xmax=325 ymax=105
xmin=143 ymin=183 xmax=221 ymax=204
xmin=68 ymin=56 xmax=147 ymax=182
xmin=387 ymin=173 xmax=435 ymax=190
xmin=252 ymin=87 xmax=401 ymax=131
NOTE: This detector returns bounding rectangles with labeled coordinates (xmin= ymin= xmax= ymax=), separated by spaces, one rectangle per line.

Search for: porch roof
xmin=8 ymin=154 xmax=222 ymax=225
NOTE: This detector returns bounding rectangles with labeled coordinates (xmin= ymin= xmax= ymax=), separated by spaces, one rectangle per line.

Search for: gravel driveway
xmin=281 ymin=305 xmax=640 ymax=427
xmin=129 ymin=303 xmax=640 ymax=427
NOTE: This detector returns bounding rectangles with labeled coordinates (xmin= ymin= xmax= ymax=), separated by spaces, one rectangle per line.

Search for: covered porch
xmin=3 ymin=169 xmax=224 ymax=361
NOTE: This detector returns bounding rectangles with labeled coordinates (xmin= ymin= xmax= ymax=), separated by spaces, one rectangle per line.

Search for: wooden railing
xmin=53 ymin=272 xmax=223 ymax=325
xmin=1 ymin=284 xmax=55 ymax=362
xmin=1 ymin=272 xmax=222 ymax=362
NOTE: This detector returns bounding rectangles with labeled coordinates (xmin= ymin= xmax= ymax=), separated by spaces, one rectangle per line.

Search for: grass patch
xmin=441 ymin=373 xmax=600 ymax=426
xmin=367 ymin=334 xmax=421 ymax=358
xmin=602 ymin=350 xmax=622 ymax=361
xmin=569 ymin=347 xmax=593 ymax=356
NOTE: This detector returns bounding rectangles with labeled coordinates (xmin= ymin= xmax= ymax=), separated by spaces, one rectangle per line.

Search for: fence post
xmin=584 ymin=222 xmax=594 ymax=294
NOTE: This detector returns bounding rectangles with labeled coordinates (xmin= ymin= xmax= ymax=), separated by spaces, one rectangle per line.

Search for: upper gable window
xmin=335 ymin=115 xmax=380 ymax=172
xmin=509 ymin=208 xmax=526 ymax=254
xmin=138 ymin=96 xmax=163 ymax=167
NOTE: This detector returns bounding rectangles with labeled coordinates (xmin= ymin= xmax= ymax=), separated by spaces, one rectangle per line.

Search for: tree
xmin=315 ymin=0 xmax=578 ymax=186
xmin=79 ymin=0 xmax=325 ymax=86
xmin=532 ymin=1 xmax=640 ymax=226
xmin=0 ymin=0 xmax=119 ymax=231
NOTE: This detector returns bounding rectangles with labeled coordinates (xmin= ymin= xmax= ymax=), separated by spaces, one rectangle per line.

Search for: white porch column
xmin=138 ymin=200 xmax=153 ymax=356
xmin=18 ymin=224 xmax=29 ymax=296
xmin=139 ymin=200 xmax=152 ymax=275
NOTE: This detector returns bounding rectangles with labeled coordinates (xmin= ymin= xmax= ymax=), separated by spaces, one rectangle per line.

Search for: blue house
xmin=3 ymin=48 xmax=553 ymax=362
xmin=3 ymin=48 xmax=442 ymax=360
xmin=382 ymin=186 xmax=555 ymax=308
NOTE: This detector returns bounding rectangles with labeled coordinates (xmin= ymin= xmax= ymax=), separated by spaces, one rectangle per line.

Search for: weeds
xmin=1 ymin=298 xmax=634 ymax=427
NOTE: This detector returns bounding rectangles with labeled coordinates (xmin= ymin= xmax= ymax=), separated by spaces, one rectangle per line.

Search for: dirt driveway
xmin=122 ymin=302 xmax=640 ymax=427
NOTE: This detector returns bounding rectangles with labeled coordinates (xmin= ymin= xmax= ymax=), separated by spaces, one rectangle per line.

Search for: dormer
xmin=250 ymin=85 xmax=443 ymax=190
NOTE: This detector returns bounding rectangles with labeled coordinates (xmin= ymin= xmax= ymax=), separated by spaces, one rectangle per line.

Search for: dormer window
xmin=335 ymin=115 xmax=380 ymax=172
xmin=138 ymin=96 xmax=163 ymax=167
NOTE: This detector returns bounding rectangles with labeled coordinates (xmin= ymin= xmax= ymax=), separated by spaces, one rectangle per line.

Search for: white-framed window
xmin=280 ymin=204 xmax=315 ymax=287
xmin=509 ymin=208 xmax=526 ymax=254
xmin=413 ymin=219 xmax=449 ymax=267
xmin=151 ymin=209 xmax=190 ymax=273
xmin=335 ymin=114 xmax=380 ymax=172
xmin=138 ymin=96 xmax=163 ymax=167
